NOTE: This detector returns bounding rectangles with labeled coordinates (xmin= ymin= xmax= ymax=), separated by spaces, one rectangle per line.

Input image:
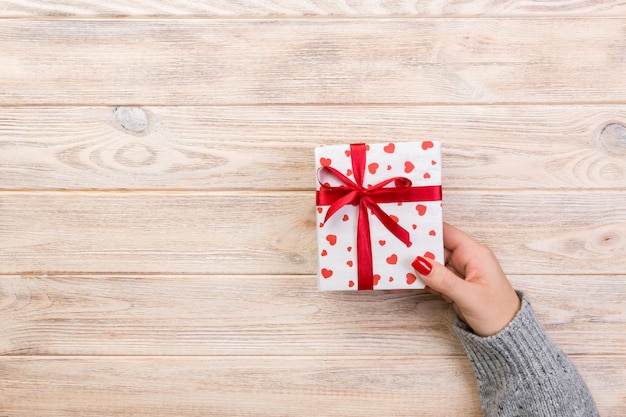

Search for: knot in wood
xmin=595 ymin=122 xmax=626 ymax=156
xmin=113 ymin=107 xmax=149 ymax=134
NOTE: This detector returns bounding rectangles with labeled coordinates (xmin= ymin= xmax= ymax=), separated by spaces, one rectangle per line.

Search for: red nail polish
xmin=412 ymin=256 xmax=432 ymax=275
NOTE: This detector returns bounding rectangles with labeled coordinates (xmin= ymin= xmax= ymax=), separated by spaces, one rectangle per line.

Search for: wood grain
xmin=1 ymin=0 xmax=625 ymax=17
xmin=3 ymin=356 xmax=480 ymax=417
xmin=2 ymin=19 xmax=626 ymax=105
xmin=0 ymin=355 xmax=622 ymax=417
xmin=1 ymin=1 xmax=625 ymax=414
xmin=1 ymin=105 xmax=625 ymax=191
xmin=0 ymin=274 xmax=623 ymax=356
xmin=0 ymin=192 xmax=624 ymax=275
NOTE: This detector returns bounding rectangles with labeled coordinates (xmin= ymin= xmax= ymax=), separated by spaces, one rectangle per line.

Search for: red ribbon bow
xmin=316 ymin=143 xmax=442 ymax=290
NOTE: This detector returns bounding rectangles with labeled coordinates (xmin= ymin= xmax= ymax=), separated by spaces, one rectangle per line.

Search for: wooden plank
xmin=3 ymin=356 xmax=480 ymax=417
xmin=1 ymin=0 xmax=625 ymax=17
xmin=1 ymin=105 xmax=625 ymax=191
xmin=0 ymin=355 xmax=622 ymax=416
xmin=0 ymin=274 xmax=623 ymax=356
xmin=0 ymin=190 xmax=619 ymax=275
xmin=1 ymin=19 xmax=626 ymax=105
xmin=0 ymin=192 xmax=624 ymax=275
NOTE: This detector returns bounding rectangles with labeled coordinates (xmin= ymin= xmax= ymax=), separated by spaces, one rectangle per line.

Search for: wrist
xmin=463 ymin=289 xmax=522 ymax=337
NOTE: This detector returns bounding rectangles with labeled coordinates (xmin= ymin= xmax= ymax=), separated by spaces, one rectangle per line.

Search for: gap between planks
xmin=1 ymin=272 xmax=624 ymax=277
xmin=0 ymin=354 xmax=619 ymax=359
xmin=2 ymin=189 xmax=626 ymax=194
xmin=3 ymin=101 xmax=626 ymax=108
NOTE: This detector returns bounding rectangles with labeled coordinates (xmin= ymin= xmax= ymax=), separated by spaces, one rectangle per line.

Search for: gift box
xmin=315 ymin=141 xmax=443 ymax=291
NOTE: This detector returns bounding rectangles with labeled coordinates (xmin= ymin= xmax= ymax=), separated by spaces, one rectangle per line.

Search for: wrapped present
xmin=315 ymin=142 xmax=443 ymax=291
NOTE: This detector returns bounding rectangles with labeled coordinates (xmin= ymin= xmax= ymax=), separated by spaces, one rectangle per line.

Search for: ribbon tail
xmin=323 ymin=191 xmax=359 ymax=224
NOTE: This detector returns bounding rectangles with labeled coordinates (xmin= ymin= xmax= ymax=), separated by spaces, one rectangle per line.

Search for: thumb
xmin=412 ymin=256 xmax=468 ymax=302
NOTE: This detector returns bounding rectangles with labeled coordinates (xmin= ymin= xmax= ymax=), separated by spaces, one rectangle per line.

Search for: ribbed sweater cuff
xmin=453 ymin=291 xmax=599 ymax=416
xmin=454 ymin=292 xmax=564 ymax=385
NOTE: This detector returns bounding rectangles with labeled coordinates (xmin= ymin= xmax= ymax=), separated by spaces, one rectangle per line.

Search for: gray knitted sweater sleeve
xmin=454 ymin=292 xmax=599 ymax=417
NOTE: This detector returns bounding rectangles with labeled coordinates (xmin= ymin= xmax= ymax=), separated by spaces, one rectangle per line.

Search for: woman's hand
xmin=412 ymin=223 xmax=521 ymax=337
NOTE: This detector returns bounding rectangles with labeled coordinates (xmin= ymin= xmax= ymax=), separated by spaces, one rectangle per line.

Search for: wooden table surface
xmin=1 ymin=1 xmax=625 ymax=415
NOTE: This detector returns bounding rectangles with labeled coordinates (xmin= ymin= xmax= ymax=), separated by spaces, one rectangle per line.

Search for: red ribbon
xmin=316 ymin=143 xmax=442 ymax=290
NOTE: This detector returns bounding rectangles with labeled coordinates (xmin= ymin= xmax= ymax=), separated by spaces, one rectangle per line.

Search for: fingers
xmin=442 ymin=222 xmax=476 ymax=252
xmin=443 ymin=247 xmax=452 ymax=265
xmin=442 ymin=222 xmax=484 ymax=279
xmin=412 ymin=255 xmax=468 ymax=303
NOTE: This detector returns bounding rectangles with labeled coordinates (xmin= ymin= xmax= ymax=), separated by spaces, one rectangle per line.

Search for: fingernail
xmin=412 ymin=256 xmax=432 ymax=275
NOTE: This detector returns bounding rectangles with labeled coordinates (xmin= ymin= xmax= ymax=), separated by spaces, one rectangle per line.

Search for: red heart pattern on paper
xmin=423 ymin=251 xmax=435 ymax=260
xmin=318 ymin=141 xmax=441 ymax=291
